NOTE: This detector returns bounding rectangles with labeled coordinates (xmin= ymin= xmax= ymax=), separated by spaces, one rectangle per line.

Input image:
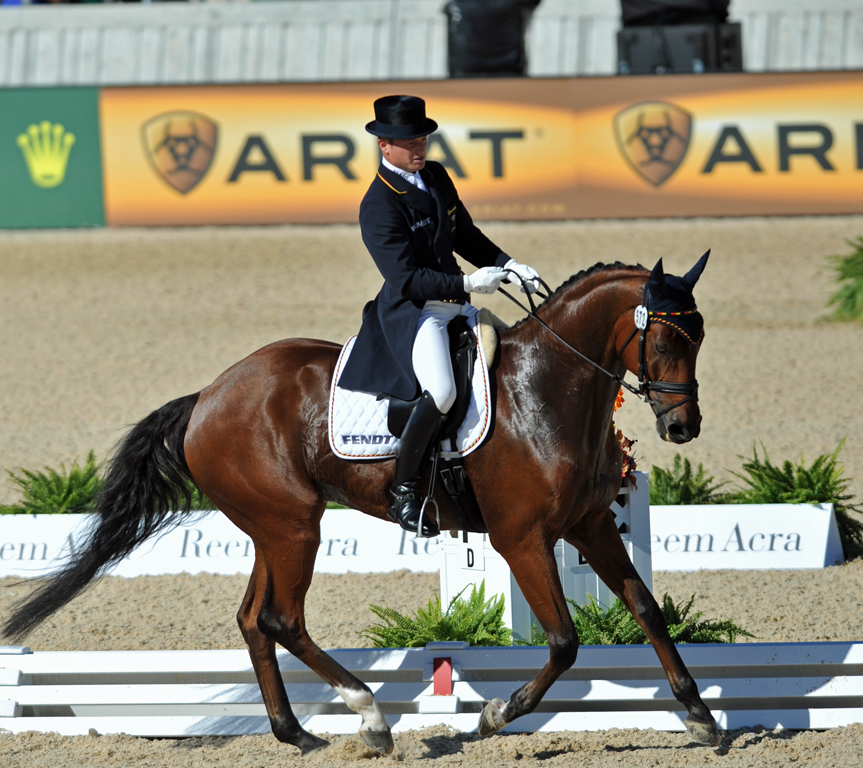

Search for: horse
xmin=3 ymin=256 xmax=720 ymax=753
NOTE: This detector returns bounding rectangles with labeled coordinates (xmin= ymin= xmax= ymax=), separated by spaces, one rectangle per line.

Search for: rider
xmin=337 ymin=94 xmax=543 ymax=537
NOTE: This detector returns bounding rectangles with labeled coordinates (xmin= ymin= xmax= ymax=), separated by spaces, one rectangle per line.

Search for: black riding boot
xmin=388 ymin=391 xmax=444 ymax=537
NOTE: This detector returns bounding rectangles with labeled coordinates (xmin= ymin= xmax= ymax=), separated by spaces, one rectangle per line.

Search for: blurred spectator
xmin=445 ymin=0 xmax=541 ymax=78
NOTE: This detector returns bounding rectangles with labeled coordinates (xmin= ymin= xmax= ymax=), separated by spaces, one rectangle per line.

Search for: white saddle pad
xmin=329 ymin=307 xmax=492 ymax=461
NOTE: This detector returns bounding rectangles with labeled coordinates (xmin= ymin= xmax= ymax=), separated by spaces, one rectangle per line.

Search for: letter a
xmin=228 ymin=136 xmax=287 ymax=182
xmin=722 ymin=523 xmax=745 ymax=552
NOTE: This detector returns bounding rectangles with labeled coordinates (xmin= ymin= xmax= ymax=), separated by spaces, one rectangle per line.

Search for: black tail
xmin=2 ymin=393 xmax=200 ymax=642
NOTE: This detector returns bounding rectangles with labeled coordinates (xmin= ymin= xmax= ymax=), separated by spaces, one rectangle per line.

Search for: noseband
xmin=499 ymin=273 xmax=699 ymax=420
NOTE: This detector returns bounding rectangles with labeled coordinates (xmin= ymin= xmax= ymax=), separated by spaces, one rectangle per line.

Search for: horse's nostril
xmin=667 ymin=422 xmax=691 ymax=443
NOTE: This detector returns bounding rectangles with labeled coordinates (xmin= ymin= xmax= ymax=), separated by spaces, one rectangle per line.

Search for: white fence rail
xmin=2 ymin=1 xmax=863 ymax=87
xmin=3 ymin=642 xmax=863 ymax=736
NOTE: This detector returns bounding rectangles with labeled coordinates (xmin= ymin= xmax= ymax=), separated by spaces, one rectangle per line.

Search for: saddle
xmin=382 ymin=312 xmax=499 ymax=534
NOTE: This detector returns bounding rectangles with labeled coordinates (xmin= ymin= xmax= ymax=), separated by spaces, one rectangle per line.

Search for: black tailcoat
xmin=337 ymin=161 xmax=508 ymax=400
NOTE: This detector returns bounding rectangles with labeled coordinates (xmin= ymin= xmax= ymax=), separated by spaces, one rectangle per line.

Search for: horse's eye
xmin=655 ymin=342 xmax=670 ymax=354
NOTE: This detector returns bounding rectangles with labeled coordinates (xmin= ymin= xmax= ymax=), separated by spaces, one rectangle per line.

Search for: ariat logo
xmin=17 ymin=121 xmax=76 ymax=188
xmin=141 ymin=111 xmax=218 ymax=194
xmin=614 ymin=101 xmax=692 ymax=186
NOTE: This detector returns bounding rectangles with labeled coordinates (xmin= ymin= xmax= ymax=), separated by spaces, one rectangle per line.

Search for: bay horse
xmin=3 ymin=257 xmax=720 ymax=752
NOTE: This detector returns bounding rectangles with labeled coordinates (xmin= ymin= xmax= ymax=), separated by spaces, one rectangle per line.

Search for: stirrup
xmin=415 ymin=496 xmax=440 ymax=540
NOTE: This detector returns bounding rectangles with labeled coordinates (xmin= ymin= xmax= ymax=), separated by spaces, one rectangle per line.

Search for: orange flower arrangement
xmin=613 ymin=388 xmax=638 ymax=479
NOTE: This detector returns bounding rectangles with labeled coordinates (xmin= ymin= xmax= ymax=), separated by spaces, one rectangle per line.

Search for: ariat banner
xmin=571 ymin=72 xmax=863 ymax=218
xmin=62 ymin=71 xmax=863 ymax=225
xmin=0 ymin=87 xmax=104 ymax=229
xmin=100 ymin=82 xmax=577 ymax=225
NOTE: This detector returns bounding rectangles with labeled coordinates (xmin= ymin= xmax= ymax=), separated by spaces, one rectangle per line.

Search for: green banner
xmin=0 ymin=87 xmax=104 ymax=228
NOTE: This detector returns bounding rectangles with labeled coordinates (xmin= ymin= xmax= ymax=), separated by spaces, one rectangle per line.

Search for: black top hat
xmin=365 ymin=95 xmax=438 ymax=140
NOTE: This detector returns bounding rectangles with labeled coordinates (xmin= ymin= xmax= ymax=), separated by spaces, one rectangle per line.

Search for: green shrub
xmin=0 ymin=451 xmax=105 ymax=515
xmin=525 ymin=593 xmax=754 ymax=646
xmin=362 ymin=580 xmax=512 ymax=648
xmin=649 ymin=453 xmax=725 ymax=505
xmin=185 ymin=477 xmax=215 ymax=512
xmin=724 ymin=441 xmax=863 ymax=559
xmin=0 ymin=453 xmax=214 ymax=515
xmin=826 ymin=237 xmax=863 ymax=321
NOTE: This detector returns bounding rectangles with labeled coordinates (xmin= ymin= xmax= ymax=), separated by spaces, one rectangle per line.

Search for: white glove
xmin=503 ymin=258 xmax=542 ymax=294
xmin=463 ymin=266 xmax=505 ymax=295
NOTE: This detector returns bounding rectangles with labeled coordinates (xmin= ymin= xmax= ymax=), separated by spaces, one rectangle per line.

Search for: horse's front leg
xmin=564 ymin=508 xmax=721 ymax=746
xmin=477 ymin=533 xmax=579 ymax=736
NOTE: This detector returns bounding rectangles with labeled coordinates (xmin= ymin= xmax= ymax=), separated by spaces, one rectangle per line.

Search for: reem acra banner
xmin=97 ymin=72 xmax=863 ymax=226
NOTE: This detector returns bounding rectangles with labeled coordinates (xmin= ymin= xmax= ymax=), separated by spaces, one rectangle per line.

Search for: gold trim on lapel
xmin=377 ymin=172 xmax=407 ymax=194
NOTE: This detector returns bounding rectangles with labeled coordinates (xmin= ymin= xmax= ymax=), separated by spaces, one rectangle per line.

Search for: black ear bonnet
xmin=645 ymin=250 xmax=709 ymax=345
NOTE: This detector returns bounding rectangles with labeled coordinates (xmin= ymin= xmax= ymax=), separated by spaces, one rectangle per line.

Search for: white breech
xmin=412 ymin=300 xmax=473 ymax=414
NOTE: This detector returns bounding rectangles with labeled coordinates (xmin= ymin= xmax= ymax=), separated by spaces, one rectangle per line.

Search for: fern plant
xmin=826 ymin=237 xmax=863 ymax=321
xmin=525 ymin=593 xmax=753 ymax=646
xmin=571 ymin=595 xmax=648 ymax=645
xmin=362 ymin=580 xmax=512 ymax=648
xmin=0 ymin=453 xmax=214 ymax=515
xmin=0 ymin=451 xmax=104 ymax=515
xmin=649 ymin=453 xmax=725 ymax=505
xmin=655 ymin=593 xmax=754 ymax=643
xmin=724 ymin=441 xmax=863 ymax=559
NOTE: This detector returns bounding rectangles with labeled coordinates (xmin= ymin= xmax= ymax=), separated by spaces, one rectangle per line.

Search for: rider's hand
xmin=463 ymin=266 xmax=505 ymax=295
xmin=503 ymin=258 xmax=542 ymax=294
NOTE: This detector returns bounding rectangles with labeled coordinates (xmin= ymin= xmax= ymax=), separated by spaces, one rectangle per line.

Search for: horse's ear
xmin=648 ymin=258 xmax=667 ymax=294
xmin=683 ymin=250 xmax=710 ymax=289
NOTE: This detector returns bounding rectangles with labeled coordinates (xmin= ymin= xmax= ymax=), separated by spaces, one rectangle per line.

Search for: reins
xmin=497 ymin=270 xmax=698 ymax=418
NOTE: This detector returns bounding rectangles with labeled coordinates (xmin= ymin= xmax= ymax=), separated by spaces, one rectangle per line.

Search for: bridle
xmin=613 ymin=283 xmax=700 ymax=418
xmin=498 ymin=271 xmax=699 ymax=419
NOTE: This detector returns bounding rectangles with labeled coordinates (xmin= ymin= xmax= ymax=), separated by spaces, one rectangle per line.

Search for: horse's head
xmin=620 ymin=252 xmax=709 ymax=444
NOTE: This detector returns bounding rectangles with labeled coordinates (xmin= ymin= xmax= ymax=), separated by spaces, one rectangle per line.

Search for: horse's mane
xmin=509 ymin=261 xmax=647 ymax=330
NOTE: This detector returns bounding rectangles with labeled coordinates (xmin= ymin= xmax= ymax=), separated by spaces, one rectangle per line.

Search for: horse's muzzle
xmin=656 ymin=411 xmax=702 ymax=444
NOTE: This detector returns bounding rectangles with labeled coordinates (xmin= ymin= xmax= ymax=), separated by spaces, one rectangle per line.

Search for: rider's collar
xmin=381 ymin=157 xmax=428 ymax=193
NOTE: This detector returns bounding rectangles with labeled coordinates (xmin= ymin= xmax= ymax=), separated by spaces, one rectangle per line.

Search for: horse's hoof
xmin=359 ymin=726 xmax=394 ymax=755
xmin=297 ymin=731 xmax=330 ymax=755
xmin=684 ymin=714 xmax=721 ymax=746
xmin=477 ymin=697 xmax=507 ymax=737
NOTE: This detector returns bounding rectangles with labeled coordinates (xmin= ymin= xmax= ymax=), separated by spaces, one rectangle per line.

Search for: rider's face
xmin=379 ymin=136 xmax=428 ymax=173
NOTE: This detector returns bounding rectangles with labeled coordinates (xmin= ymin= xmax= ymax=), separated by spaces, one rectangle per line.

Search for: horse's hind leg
xmin=564 ymin=509 xmax=721 ymax=746
xmin=237 ymin=555 xmax=328 ymax=754
xmin=254 ymin=533 xmax=394 ymax=755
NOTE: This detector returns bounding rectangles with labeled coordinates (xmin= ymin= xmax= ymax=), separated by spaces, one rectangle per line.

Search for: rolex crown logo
xmin=614 ymin=101 xmax=692 ymax=187
xmin=17 ymin=121 xmax=76 ymax=188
